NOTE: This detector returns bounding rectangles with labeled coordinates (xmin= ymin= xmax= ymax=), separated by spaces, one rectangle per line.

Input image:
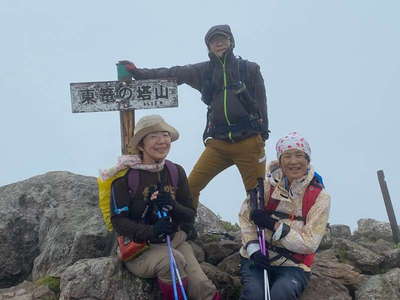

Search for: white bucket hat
xmin=132 ymin=115 xmax=179 ymax=152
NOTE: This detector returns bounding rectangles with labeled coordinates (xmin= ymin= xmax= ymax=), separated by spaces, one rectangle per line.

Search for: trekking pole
xmin=157 ymin=210 xmax=188 ymax=300
xmin=257 ymin=178 xmax=271 ymax=300
xmin=166 ymin=232 xmax=188 ymax=300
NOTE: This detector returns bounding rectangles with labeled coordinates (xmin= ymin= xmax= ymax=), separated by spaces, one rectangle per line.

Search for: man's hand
xmin=250 ymin=209 xmax=277 ymax=231
xmin=118 ymin=60 xmax=137 ymax=72
xmin=250 ymin=250 xmax=270 ymax=269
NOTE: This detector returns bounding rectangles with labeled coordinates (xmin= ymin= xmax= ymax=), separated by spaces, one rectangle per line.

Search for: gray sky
xmin=1 ymin=1 xmax=399 ymax=230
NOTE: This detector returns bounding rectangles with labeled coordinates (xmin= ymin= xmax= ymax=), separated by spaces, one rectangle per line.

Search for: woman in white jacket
xmin=239 ymin=132 xmax=331 ymax=300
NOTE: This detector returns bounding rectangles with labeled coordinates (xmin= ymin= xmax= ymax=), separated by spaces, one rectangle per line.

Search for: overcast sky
xmin=1 ymin=1 xmax=399 ymax=230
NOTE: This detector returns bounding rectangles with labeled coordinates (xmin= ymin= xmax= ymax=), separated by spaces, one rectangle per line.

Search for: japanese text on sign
xmin=70 ymin=79 xmax=178 ymax=113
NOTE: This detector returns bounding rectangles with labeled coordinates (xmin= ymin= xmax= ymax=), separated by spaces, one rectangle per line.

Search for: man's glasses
xmin=209 ymin=35 xmax=230 ymax=45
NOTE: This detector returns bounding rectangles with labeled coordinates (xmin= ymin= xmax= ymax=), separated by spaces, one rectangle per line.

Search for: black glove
xmin=153 ymin=190 xmax=176 ymax=212
xmin=250 ymin=209 xmax=277 ymax=231
xmin=153 ymin=218 xmax=175 ymax=237
xmin=250 ymin=250 xmax=270 ymax=269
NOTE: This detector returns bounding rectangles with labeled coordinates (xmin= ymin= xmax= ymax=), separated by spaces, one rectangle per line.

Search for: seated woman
xmin=239 ymin=132 xmax=331 ymax=300
xmin=105 ymin=115 xmax=220 ymax=300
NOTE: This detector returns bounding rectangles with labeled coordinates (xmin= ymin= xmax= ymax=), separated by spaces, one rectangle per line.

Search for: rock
xmin=0 ymin=280 xmax=57 ymax=300
xmin=301 ymin=273 xmax=352 ymax=300
xmin=59 ymin=257 xmax=155 ymax=300
xmin=195 ymin=204 xmax=226 ymax=234
xmin=200 ymin=262 xmax=241 ymax=299
xmin=203 ymin=240 xmax=241 ymax=265
xmin=217 ymin=252 xmax=241 ymax=276
xmin=333 ymin=238 xmax=385 ymax=274
xmin=330 ymin=224 xmax=352 ymax=239
xmin=356 ymin=238 xmax=394 ymax=255
xmin=0 ymin=172 xmax=116 ymax=287
xmin=32 ymin=208 xmax=113 ymax=280
xmin=313 ymin=252 xmax=363 ymax=293
xmin=356 ymin=268 xmax=400 ymax=300
xmin=381 ymin=248 xmax=400 ymax=270
xmin=0 ymin=184 xmax=41 ymax=288
xmin=353 ymin=218 xmax=398 ymax=243
xmin=187 ymin=241 xmax=205 ymax=263
xmin=319 ymin=228 xmax=333 ymax=250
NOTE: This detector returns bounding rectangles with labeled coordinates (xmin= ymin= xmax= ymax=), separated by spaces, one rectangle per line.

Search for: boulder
xmin=217 ymin=252 xmax=241 ymax=276
xmin=381 ymin=248 xmax=400 ymax=270
xmin=356 ymin=238 xmax=394 ymax=255
xmin=0 ymin=171 xmax=116 ymax=287
xmin=353 ymin=218 xmax=399 ymax=243
xmin=330 ymin=224 xmax=352 ymax=239
xmin=59 ymin=256 xmax=155 ymax=300
xmin=319 ymin=228 xmax=333 ymax=250
xmin=0 ymin=280 xmax=57 ymax=300
xmin=313 ymin=251 xmax=364 ymax=294
xmin=333 ymin=238 xmax=385 ymax=274
xmin=203 ymin=240 xmax=241 ymax=265
xmin=200 ymin=262 xmax=241 ymax=299
xmin=195 ymin=204 xmax=226 ymax=234
xmin=355 ymin=268 xmax=400 ymax=300
xmin=301 ymin=273 xmax=352 ymax=300
xmin=187 ymin=241 xmax=205 ymax=263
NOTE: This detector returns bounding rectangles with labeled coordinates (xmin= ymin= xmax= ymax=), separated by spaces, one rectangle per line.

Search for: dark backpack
xmin=100 ymin=160 xmax=179 ymax=231
xmin=126 ymin=160 xmax=179 ymax=196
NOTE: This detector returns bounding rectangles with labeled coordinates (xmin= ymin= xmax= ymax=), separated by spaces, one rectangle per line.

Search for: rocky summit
xmin=0 ymin=171 xmax=399 ymax=299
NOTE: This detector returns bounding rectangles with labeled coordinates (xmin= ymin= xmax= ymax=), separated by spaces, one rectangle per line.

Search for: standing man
xmin=119 ymin=24 xmax=268 ymax=237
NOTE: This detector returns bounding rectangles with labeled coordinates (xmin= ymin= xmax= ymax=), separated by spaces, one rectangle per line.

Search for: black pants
xmin=240 ymin=256 xmax=311 ymax=300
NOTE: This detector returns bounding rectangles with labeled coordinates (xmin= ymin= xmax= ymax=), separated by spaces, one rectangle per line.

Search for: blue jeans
xmin=240 ymin=256 xmax=311 ymax=300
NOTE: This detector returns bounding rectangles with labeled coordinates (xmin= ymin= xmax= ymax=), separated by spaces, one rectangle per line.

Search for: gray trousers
xmin=125 ymin=231 xmax=216 ymax=300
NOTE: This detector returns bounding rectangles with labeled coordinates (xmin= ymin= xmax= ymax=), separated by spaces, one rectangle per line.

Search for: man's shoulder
xmin=240 ymin=59 xmax=260 ymax=72
xmin=183 ymin=61 xmax=209 ymax=70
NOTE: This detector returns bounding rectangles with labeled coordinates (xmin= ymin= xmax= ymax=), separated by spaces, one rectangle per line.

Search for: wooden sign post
xmin=70 ymin=64 xmax=178 ymax=155
xmin=118 ymin=64 xmax=135 ymax=155
xmin=377 ymin=170 xmax=400 ymax=244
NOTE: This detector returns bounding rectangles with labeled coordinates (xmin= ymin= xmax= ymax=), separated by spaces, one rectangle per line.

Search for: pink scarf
xmin=100 ymin=154 xmax=165 ymax=180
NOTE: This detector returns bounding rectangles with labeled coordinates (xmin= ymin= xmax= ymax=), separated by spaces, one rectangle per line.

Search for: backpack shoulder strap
xmin=127 ymin=168 xmax=140 ymax=196
xmin=265 ymin=185 xmax=280 ymax=211
xmin=200 ymin=61 xmax=214 ymax=105
xmin=238 ymin=57 xmax=248 ymax=84
xmin=265 ymin=176 xmax=323 ymax=224
xmin=127 ymin=161 xmax=179 ymax=195
xmin=165 ymin=160 xmax=179 ymax=189
xmin=302 ymin=174 xmax=323 ymax=222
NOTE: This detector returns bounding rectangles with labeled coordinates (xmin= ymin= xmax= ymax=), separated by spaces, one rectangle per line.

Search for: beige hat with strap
xmin=132 ymin=115 xmax=179 ymax=152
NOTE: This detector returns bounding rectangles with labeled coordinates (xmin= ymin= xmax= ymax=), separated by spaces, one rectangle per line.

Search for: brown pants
xmin=125 ymin=231 xmax=216 ymax=300
xmin=188 ymin=134 xmax=266 ymax=209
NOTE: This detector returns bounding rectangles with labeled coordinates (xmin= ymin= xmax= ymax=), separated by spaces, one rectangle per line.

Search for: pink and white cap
xmin=276 ymin=132 xmax=311 ymax=159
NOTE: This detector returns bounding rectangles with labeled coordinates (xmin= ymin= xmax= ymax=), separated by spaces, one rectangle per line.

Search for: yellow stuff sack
xmin=97 ymin=169 xmax=129 ymax=231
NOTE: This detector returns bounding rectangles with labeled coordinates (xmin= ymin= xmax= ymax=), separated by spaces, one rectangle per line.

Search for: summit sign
xmin=70 ymin=79 xmax=178 ymax=113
